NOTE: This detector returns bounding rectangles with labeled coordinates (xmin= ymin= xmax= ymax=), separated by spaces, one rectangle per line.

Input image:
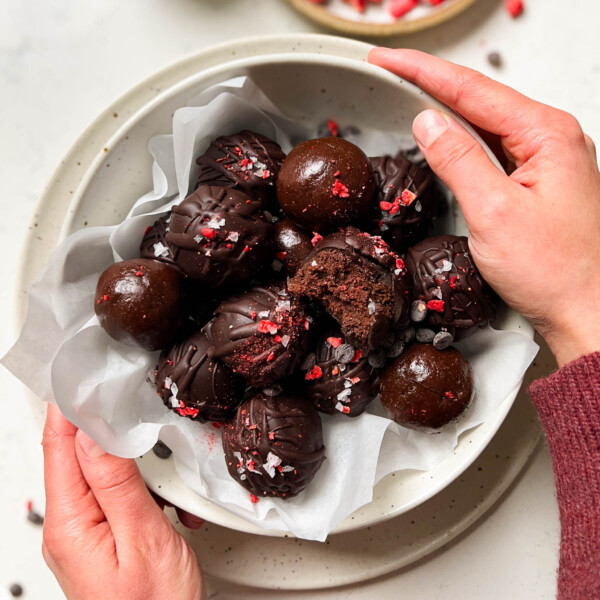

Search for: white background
xmin=2 ymin=0 xmax=598 ymax=597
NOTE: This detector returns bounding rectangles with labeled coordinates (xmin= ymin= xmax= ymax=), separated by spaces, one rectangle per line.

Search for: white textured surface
xmin=2 ymin=0 xmax=599 ymax=597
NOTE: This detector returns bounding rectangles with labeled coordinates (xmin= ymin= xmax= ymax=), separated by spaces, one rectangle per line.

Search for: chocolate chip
xmin=27 ymin=510 xmax=44 ymax=525
xmin=433 ymin=331 xmax=454 ymax=350
xmin=386 ymin=340 xmax=405 ymax=359
xmin=487 ymin=51 xmax=502 ymax=67
xmin=9 ymin=583 xmax=23 ymax=597
xmin=416 ymin=328 xmax=436 ymax=343
xmin=333 ymin=343 xmax=356 ymax=364
xmin=401 ymin=326 xmax=416 ymax=344
xmin=152 ymin=441 xmax=172 ymax=460
xmin=263 ymin=384 xmax=283 ymax=397
xmin=300 ymin=352 xmax=316 ymax=371
xmin=368 ymin=349 xmax=387 ymax=369
xmin=410 ymin=300 xmax=427 ymax=322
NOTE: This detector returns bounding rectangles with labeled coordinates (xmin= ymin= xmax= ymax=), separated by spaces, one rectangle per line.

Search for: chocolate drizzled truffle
xmin=140 ymin=214 xmax=177 ymax=266
xmin=166 ymin=185 xmax=274 ymax=288
xmin=222 ymin=392 xmax=325 ymax=498
xmin=368 ymin=155 xmax=445 ymax=252
xmin=277 ymin=137 xmax=375 ymax=232
xmin=195 ymin=130 xmax=285 ymax=204
xmin=206 ymin=282 xmax=311 ymax=387
xmin=303 ymin=324 xmax=380 ymax=417
xmin=289 ymin=226 xmax=411 ymax=352
xmin=380 ymin=343 xmax=474 ymax=430
xmin=406 ymin=235 xmax=497 ymax=333
xmin=155 ymin=329 xmax=245 ymax=422
xmin=273 ymin=217 xmax=314 ymax=276
xmin=95 ymin=259 xmax=186 ymax=351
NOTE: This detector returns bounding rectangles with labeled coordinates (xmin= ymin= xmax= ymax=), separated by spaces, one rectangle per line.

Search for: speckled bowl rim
xmin=53 ymin=37 xmax=534 ymax=537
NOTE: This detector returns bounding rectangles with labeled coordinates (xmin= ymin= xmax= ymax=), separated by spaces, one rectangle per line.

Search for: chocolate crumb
xmin=9 ymin=583 xmax=24 ymax=597
xmin=152 ymin=441 xmax=173 ymax=460
xmin=416 ymin=328 xmax=436 ymax=343
xmin=27 ymin=510 xmax=44 ymax=526
xmin=433 ymin=331 xmax=454 ymax=350
xmin=487 ymin=51 xmax=502 ymax=67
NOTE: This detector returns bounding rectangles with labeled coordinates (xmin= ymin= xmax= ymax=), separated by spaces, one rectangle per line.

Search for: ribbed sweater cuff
xmin=529 ymin=352 xmax=600 ymax=600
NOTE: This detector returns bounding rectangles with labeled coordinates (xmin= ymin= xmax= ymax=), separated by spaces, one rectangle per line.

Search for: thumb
xmin=412 ymin=109 xmax=514 ymax=229
xmin=75 ymin=430 xmax=170 ymax=545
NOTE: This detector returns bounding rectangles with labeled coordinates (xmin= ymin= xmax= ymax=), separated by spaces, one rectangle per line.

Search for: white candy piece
xmin=263 ymin=452 xmax=282 ymax=478
xmin=153 ymin=242 xmax=170 ymax=258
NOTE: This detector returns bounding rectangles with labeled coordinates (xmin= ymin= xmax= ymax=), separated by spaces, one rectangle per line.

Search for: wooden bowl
xmin=286 ymin=0 xmax=480 ymax=37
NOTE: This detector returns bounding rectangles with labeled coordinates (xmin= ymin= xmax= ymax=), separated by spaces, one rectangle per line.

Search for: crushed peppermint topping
xmin=427 ymin=300 xmax=445 ymax=313
xmin=280 ymin=334 xmax=290 ymax=348
xmin=337 ymin=388 xmax=352 ymax=401
xmin=401 ymin=188 xmax=417 ymax=206
xmin=441 ymin=260 xmax=453 ymax=272
xmin=326 ymin=337 xmax=343 ymax=349
xmin=305 ymin=365 xmax=323 ymax=380
xmin=332 ymin=180 xmax=350 ymax=198
xmin=263 ymin=452 xmax=282 ymax=478
xmin=194 ymin=234 xmax=203 ymax=244
xmin=153 ymin=242 xmax=170 ymax=258
xmin=227 ymin=231 xmax=240 ymax=242
xmin=335 ymin=402 xmax=351 ymax=414
xmin=258 ymin=310 xmax=270 ymax=319
xmin=164 ymin=376 xmax=173 ymax=390
xmin=201 ymin=227 xmax=215 ymax=240
xmin=311 ymin=232 xmax=323 ymax=246
xmin=257 ymin=320 xmax=279 ymax=334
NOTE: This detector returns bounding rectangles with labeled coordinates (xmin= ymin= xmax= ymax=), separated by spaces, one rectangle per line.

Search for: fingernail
xmin=76 ymin=430 xmax=106 ymax=458
xmin=413 ymin=110 xmax=451 ymax=148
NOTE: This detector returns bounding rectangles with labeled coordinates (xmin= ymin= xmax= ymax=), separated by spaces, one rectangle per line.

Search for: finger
xmin=412 ymin=109 xmax=519 ymax=228
xmin=368 ymin=48 xmax=552 ymax=145
xmin=75 ymin=430 xmax=171 ymax=547
xmin=42 ymin=405 xmax=103 ymax=528
xmin=584 ymin=134 xmax=597 ymax=163
xmin=176 ymin=508 xmax=205 ymax=530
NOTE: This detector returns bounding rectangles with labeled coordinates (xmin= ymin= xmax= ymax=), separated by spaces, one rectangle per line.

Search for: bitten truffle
xmin=277 ymin=137 xmax=375 ymax=232
xmin=95 ymin=258 xmax=186 ymax=351
xmin=206 ymin=282 xmax=311 ymax=387
xmin=155 ymin=329 xmax=245 ymax=422
xmin=380 ymin=343 xmax=473 ymax=430
xmin=289 ymin=226 xmax=411 ymax=352
xmin=406 ymin=235 xmax=497 ymax=333
xmin=303 ymin=324 xmax=380 ymax=417
xmin=195 ymin=130 xmax=285 ymax=204
xmin=368 ymin=155 xmax=445 ymax=252
xmin=166 ymin=185 xmax=274 ymax=288
xmin=222 ymin=392 xmax=326 ymax=498
xmin=273 ymin=217 xmax=314 ymax=276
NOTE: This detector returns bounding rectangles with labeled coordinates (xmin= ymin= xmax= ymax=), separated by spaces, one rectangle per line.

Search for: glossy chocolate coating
xmin=222 ymin=393 xmax=325 ymax=498
xmin=273 ymin=217 xmax=314 ymax=276
xmin=139 ymin=214 xmax=177 ymax=267
xmin=195 ymin=130 xmax=285 ymax=204
xmin=304 ymin=324 xmax=380 ymax=418
xmin=368 ymin=155 xmax=445 ymax=252
xmin=406 ymin=235 xmax=497 ymax=332
xmin=95 ymin=259 xmax=185 ymax=351
xmin=277 ymin=137 xmax=375 ymax=232
xmin=165 ymin=185 xmax=274 ymax=288
xmin=289 ymin=226 xmax=411 ymax=352
xmin=206 ymin=282 xmax=311 ymax=387
xmin=380 ymin=343 xmax=473 ymax=430
xmin=155 ymin=329 xmax=245 ymax=422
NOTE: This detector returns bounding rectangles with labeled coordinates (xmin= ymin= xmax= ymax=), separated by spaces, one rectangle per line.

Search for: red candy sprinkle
xmin=26 ymin=499 xmax=33 ymax=513
xmin=445 ymin=391 xmax=455 ymax=399
xmin=201 ymin=227 xmax=215 ymax=240
xmin=389 ymin=0 xmax=418 ymax=19
xmin=332 ymin=180 xmax=350 ymax=198
xmin=177 ymin=403 xmax=199 ymax=418
xmin=144 ymin=226 xmax=152 ymax=235
xmin=305 ymin=365 xmax=323 ymax=380
xmin=257 ymin=320 xmax=279 ymax=334
xmin=351 ymin=349 xmax=362 ymax=363
xmin=275 ymin=251 xmax=287 ymax=261
xmin=135 ymin=270 xmax=143 ymax=277
xmin=427 ymin=300 xmax=445 ymax=313
xmin=103 ymin=295 xmax=109 ymax=301
xmin=327 ymin=337 xmax=343 ymax=348
xmin=262 ymin=169 xmax=271 ymax=179
xmin=401 ymin=189 xmax=417 ymax=206
xmin=506 ymin=0 xmax=523 ymax=17
xmin=342 ymin=406 xmax=351 ymax=414
xmin=267 ymin=352 xmax=275 ymax=362
xmin=396 ymin=258 xmax=405 ymax=270
xmin=311 ymin=232 xmax=323 ymax=246
xmin=250 ymin=494 xmax=258 ymax=504
xmin=380 ymin=200 xmax=393 ymax=211
xmin=327 ymin=119 xmax=339 ymax=137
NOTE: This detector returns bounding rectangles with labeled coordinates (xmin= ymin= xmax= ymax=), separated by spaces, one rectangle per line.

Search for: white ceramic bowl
xmin=58 ymin=35 xmax=533 ymax=537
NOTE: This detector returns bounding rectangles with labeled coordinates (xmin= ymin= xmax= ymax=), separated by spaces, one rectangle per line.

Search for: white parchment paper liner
xmin=2 ymin=77 xmax=538 ymax=541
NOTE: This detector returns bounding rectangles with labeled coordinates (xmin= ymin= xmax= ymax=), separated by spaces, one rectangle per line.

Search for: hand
xmin=369 ymin=48 xmax=600 ymax=367
xmin=42 ymin=404 xmax=206 ymax=600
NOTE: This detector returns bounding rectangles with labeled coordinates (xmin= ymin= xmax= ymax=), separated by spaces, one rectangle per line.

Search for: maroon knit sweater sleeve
xmin=528 ymin=351 xmax=600 ymax=600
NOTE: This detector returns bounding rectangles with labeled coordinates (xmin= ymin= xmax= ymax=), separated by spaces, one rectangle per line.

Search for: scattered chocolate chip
xmin=27 ymin=510 xmax=44 ymax=525
xmin=416 ymin=328 xmax=436 ymax=343
xmin=152 ymin=441 xmax=172 ymax=460
xmin=263 ymin=384 xmax=283 ymax=397
xmin=487 ymin=51 xmax=502 ymax=67
xmin=9 ymin=583 xmax=23 ymax=597
xmin=368 ymin=349 xmax=387 ymax=369
xmin=401 ymin=326 xmax=416 ymax=344
xmin=433 ymin=331 xmax=454 ymax=350
xmin=333 ymin=343 xmax=356 ymax=364
xmin=410 ymin=300 xmax=428 ymax=322
xmin=386 ymin=340 xmax=405 ymax=359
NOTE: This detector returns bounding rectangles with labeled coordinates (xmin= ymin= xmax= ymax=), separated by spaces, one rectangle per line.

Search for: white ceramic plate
xmin=37 ymin=34 xmax=533 ymax=538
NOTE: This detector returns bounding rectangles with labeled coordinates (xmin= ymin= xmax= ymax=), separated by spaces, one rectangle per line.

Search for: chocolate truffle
xmin=139 ymin=214 xmax=177 ymax=267
xmin=155 ymin=329 xmax=245 ymax=422
xmin=380 ymin=343 xmax=473 ymax=430
xmin=273 ymin=217 xmax=314 ymax=276
xmin=289 ymin=227 xmax=411 ymax=352
xmin=206 ymin=282 xmax=311 ymax=387
xmin=222 ymin=392 xmax=325 ymax=498
xmin=277 ymin=137 xmax=375 ymax=232
xmin=303 ymin=324 xmax=380 ymax=417
xmin=195 ymin=130 xmax=285 ymax=204
xmin=95 ymin=258 xmax=186 ymax=351
xmin=406 ymin=235 xmax=497 ymax=333
xmin=368 ymin=155 xmax=445 ymax=252
xmin=166 ymin=185 xmax=274 ymax=288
